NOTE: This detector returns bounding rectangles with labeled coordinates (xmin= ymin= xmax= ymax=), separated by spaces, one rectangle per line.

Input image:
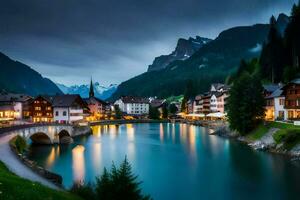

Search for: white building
xmin=193 ymin=95 xmax=203 ymax=114
xmin=52 ymin=95 xmax=89 ymax=124
xmin=210 ymin=93 xmax=218 ymax=113
xmin=265 ymin=87 xmax=286 ymax=121
xmin=114 ymin=96 xmax=149 ymax=115
xmin=0 ymin=92 xmax=32 ymax=120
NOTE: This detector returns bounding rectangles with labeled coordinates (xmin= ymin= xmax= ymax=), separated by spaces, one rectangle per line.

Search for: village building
xmin=193 ymin=95 xmax=203 ymax=114
xmin=264 ymin=84 xmax=283 ymax=121
xmin=282 ymin=79 xmax=300 ymax=120
xmin=52 ymin=95 xmax=89 ymax=124
xmin=202 ymin=92 xmax=211 ymax=114
xmin=149 ymin=98 xmax=166 ymax=117
xmin=31 ymin=95 xmax=54 ymax=123
xmin=84 ymin=79 xmax=111 ymax=120
xmin=114 ymin=96 xmax=149 ymax=116
xmin=187 ymin=98 xmax=195 ymax=114
xmin=0 ymin=92 xmax=32 ymax=121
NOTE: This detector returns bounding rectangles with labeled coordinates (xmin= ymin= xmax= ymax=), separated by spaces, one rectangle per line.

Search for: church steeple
xmin=89 ymin=77 xmax=94 ymax=98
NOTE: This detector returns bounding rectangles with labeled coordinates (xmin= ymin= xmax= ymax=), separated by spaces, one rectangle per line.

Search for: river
xmin=26 ymin=123 xmax=300 ymax=200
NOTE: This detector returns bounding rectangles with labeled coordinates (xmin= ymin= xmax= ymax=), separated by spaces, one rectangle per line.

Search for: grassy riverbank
xmin=246 ymin=121 xmax=300 ymax=151
xmin=0 ymin=161 xmax=81 ymax=200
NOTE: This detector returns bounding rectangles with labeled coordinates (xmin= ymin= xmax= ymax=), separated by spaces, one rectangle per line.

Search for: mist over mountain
xmin=110 ymin=14 xmax=290 ymax=100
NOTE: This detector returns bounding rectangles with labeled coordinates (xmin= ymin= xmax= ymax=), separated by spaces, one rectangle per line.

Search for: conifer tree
xmin=227 ymin=68 xmax=265 ymax=135
xmin=260 ymin=16 xmax=285 ymax=83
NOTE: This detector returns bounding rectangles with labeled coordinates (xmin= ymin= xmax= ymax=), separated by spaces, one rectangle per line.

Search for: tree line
xmin=227 ymin=2 xmax=300 ymax=135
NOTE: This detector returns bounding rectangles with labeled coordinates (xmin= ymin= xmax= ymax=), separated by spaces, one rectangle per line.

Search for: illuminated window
xmin=35 ymin=107 xmax=41 ymax=111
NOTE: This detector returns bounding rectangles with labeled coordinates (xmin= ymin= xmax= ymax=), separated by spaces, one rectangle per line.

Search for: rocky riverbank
xmin=212 ymin=123 xmax=300 ymax=158
xmin=9 ymin=135 xmax=63 ymax=187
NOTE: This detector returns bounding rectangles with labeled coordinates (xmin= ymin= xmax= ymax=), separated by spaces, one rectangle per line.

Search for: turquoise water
xmin=27 ymin=123 xmax=300 ymax=200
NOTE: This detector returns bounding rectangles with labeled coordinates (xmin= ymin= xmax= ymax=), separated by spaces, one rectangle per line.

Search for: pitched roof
xmin=84 ymin=96 xmax=109 ymax=105
xmin=291 ymin=78 xmax=300 ymax=84
xmin=212 ymin=83 xmax=224 ymax=90
xmin=150 ymin=99 xmax=165 ymax=108
xmin=0 ymin=92 xmax=32 ymax=102
xmin=211 ymin=91 xmax=224 ymax=98
xmin=263 ymin=84 xmax=281 ymax=93
xmin=0 ymin=104 xmax=14 ymax=111
xmin=52 ymin=94 xmax=85 ymax=107
xmin=120 ymin=96 xmax=149 ymax=104
xmin=267 ymin=87 xmax=284 ymax=99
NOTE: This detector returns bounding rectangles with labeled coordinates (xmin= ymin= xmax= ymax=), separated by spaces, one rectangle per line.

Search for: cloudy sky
xmin=0 ymin=0 xmax=297 ymax=86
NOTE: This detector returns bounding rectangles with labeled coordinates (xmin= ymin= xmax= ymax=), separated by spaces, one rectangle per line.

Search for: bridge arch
xmin=29 ymin=132 xmax=52 ymax=145
xmin=58 ymin=129 xmax=73 ymax=144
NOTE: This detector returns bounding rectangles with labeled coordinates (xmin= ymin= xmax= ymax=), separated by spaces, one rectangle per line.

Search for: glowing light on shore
xmin=72 ymin=145 xmax=85 ymax=183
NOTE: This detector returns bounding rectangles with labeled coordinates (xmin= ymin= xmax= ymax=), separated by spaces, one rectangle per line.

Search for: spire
xmin=89 ymin=77 xmax=94 ymax=97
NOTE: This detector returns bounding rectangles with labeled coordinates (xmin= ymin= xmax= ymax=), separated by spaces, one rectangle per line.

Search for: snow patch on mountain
xmin=56 ymin=82 xmax=118 ymax=100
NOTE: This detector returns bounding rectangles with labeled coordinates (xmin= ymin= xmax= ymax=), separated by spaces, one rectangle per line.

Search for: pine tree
xmin=149 ymin=106 xmax=160 ymax=119
xmin=227 ymin=70 xmax=265 ymax=135
xmin=95 ymin=158 xmax=151 ymax=200
xmin=285 ymin=2 xmax=300 ymax=70
xmin=260 ymin=16 xmax=285 ymax=83
xmin=95 ymin=168 xmax=113 ymax=200
xmin=168 ymin=103 xmax=178 ymax=115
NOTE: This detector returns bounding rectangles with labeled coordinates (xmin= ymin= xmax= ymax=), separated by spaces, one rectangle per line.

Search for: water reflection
xmin=159 ymin=123 xmax=164 ymax=142
xmin=92 ymin=143 xmax=101 ymax=170
xmin=72 ymin=145 xmax=85 ymax=183
xmin=188 ymin=125 xmax=197 ymax=158
xmin=126 ymin=124 xmax=135 ymax=141
xmin=45 ymin=146 xmax=60 ymax=168
xmin=26 ymin=123 xmax=300 ymax=200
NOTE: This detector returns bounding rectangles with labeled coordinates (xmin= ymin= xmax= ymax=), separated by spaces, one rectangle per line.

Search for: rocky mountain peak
xmin=147 ymin=36 xmax=212 ymax=72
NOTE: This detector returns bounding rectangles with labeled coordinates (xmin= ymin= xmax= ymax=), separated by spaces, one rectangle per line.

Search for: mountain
xmin=110 ymin=14 xmax=290 ymax=100
xmin=276 ymin=13 xmax=290 ymax=36
xmin=148 ymin=36 xmax=212 ymax=72
xmin=56 ymin=82 xmax=117 ymax=100
xmin=0 ymin=52 xmax=62 ymax=96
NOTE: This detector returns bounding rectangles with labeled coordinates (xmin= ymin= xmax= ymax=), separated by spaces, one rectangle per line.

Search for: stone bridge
xmin=11 ymin=125 xmax=91 ymax=144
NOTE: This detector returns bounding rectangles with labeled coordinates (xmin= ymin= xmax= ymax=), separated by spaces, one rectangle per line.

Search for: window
xmin=35 ymin=107 xmax=41 ymax=111
xmin=63 ymin=111 xmax=67 ymax=116
xmin=288 ymin=111 xmax=294 ymax=119
xmin=278 ymin=111 xmax=284 ymax=119
xmin=55 ymin=111 xmax=59 ymax=116
xmin=279 ymin=99 xmax=284 ymax=105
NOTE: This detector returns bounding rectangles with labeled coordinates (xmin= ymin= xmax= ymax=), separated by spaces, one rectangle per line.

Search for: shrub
xmin=273 ymin=129 xmax=300 ymax=150
xmin=283 ymin=130 xmax=300 ymax=150
xmin=70 ymin=182 xmax=96 ymax=200
xmin=273 ymin=130 xmax=288 ymax=144
xmin=14 ymin=135 xmax=27 ymax=154
xmin=70 ymin=157 xmax=151 ymax=200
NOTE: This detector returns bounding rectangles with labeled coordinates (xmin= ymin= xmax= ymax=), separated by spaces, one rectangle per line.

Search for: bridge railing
xmin=0 ymin=123 xmax=73 ymax=136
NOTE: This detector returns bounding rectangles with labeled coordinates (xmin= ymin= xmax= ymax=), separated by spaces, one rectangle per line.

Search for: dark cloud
xmin=0 ymin=0 xmax=297 ymax=85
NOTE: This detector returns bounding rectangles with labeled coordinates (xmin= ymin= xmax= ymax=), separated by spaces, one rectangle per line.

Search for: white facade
xmin=274 ymin=97 xmax=285 ymax=120
xmin=114 ymin=99 xmax=149 ymax=115
xmin=54 ymin=107 xmax=84 ymax=123
xmin=210 ymin=94 xmax=218 ymax=112
xmin=13 ymin=102 xmax=23 ymax=120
